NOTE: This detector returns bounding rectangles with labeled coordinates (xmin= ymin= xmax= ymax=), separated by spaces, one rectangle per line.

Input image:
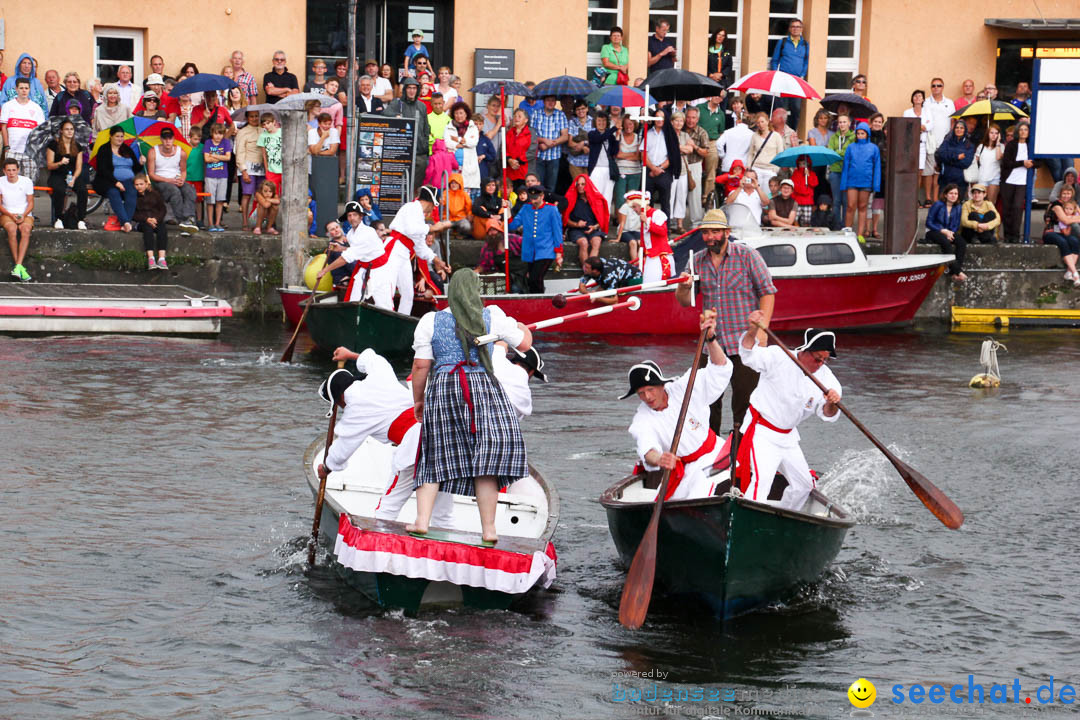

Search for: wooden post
xmin=280 ymin=109 xmax=310 ymax=287
xmin=345 ymin=0 xmax=359 ymax=199
xmin=884 ymin=116 xmax=919 ymax=254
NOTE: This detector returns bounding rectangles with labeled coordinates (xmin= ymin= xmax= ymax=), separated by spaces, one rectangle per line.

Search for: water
xmin=3 ymin=323 xmax=1079 ymax=719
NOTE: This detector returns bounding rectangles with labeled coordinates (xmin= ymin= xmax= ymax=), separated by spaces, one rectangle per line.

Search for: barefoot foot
xmin=405 ymin=523 xmax=428 ymax=535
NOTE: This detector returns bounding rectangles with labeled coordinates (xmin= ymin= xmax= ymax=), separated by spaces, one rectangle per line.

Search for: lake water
xmin=2 ymin=321 xmax=1078 ymax=719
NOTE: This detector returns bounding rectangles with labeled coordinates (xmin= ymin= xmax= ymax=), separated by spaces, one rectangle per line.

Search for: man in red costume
xmin=626 ymin=189 xmax=674 ymax=282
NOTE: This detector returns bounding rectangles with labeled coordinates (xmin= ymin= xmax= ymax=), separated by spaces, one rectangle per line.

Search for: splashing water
xmin=818 ymin=446 xmax=908 ymax=526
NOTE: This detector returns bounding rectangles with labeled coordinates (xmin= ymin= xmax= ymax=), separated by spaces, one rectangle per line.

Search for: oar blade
xmin=895 ymin=459 xmax=965 ymax=529
xmin=618 ymin=515 xmax=660 ymax=629
xmin=280 ymin=335 xmax=299 ymax=363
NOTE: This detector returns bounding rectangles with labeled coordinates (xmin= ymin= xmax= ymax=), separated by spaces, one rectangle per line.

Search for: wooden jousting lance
xmin=474 ymin=296 xmax=641 ymax=344
xmin=552 ymin=274 xmax=694 ymax=308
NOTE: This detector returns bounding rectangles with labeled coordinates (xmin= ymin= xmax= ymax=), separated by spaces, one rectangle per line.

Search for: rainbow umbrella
xmin=586 ymin=85 xmax=656 ymax=108
xmin=90 ymin=118 xmax=192 ymax=166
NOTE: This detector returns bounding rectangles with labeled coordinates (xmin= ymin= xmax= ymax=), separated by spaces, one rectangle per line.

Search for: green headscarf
xmin=447 ymin=269 xmax=493 ymax=375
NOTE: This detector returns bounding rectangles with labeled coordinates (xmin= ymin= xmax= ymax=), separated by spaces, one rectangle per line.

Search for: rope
xmin=979 ymin=337 xmax=1006 ymax=381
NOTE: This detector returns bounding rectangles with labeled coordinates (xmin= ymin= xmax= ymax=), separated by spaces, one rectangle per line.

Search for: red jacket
xmin=792 ymin=166 xmax=818 ymax=206
xmin=716 ymin=159 xmax=746 ymax=197
xmin=505 ymin=126 xmax=531 ymax=183
xmin=563 ymin=175 xmax=610 ymax=233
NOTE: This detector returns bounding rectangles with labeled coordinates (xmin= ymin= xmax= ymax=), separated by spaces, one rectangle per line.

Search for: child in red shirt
xmin=791 ymin=155 xmax=818 ymax=226
xmin=716 ymin=159 xmax=746 ymax=198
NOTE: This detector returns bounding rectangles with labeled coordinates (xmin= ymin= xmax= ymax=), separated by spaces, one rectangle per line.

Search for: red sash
xmin=735 ymin=405 xmax=792 ymax=499
xmin=387 ymin=407 xmax=418 ymax=445
xmin=633 ymin=428 xmax=718 ymax=501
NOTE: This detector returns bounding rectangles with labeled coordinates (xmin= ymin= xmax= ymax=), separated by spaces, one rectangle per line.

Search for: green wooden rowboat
xmin=600 ymin=473 xmax=854 ymax=620
xmin=304 ymin=299 xmax=418 ymax=360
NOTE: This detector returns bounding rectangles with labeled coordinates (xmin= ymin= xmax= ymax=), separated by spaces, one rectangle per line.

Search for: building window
xmin=824 ymin=0 xmax=862 ymax=94
xmin=766 ymin=0 xmax=803 ymax=60
xmin=94 ymin=28 xmax=143 ymax=86
xmin=649 ymin=0 xmax=684 ymax=67
xmin=709 ymin=0 xmax=744 ymax=80
xmin=587 ymin=0 xmax=623 ymax=78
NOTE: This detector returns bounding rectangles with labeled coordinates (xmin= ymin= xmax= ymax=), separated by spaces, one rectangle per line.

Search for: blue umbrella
xmin=469 ymin=80 xmax=533 ymax=98
xmin=771 ymin=145 xmax=841 ymax=168
xmin=585 ymin=85 xmax=656 ymax=108
xmin=169 ymin=73 xmax=238 ymax=98
xmin=532 ymin=75 xmax=595 ymax=98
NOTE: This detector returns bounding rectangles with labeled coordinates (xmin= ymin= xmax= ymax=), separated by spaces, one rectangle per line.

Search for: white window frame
xmin=586 ymin=0 xmax=624 ymax=73
xmin=708 ymin=0 xmax=745 ymax=79
xmin=93 ymin=27 xmax=144 ymax=89
xmin=767 ymin=0 xmax=804 ymax=66
xmin=824 ymin=0 xmax=863 ymax=95
xmin=649 ymin=0 xmax=684 ymax=69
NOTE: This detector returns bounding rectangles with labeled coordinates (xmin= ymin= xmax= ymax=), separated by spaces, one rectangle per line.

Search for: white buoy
xmin=969 ymin=338 xmax=1006 ymax=388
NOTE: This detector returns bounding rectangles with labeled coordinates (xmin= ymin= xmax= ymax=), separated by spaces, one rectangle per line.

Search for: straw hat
xmin=698 ymin=208 xmax=729 ymax=230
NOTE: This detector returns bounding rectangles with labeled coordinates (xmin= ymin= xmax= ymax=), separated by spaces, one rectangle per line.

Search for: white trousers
xmin=374 ymin=463 xmax=455 ymax=527
xmin=738 ymin=428 xmax=815 ymax=512
xmin=392 ymin=252 xmax=415 ymax=315
xmin=642 ymin=254 xmax=674 ymax=283
xmin=344 ymin=267 xmax=370 ymax=303
xmin=589 ymin=166 xmax=616 ymax=215
xmin=671 ymin=173 xmax=688 ymax=222
xmin=668 ymin=443 xmax=724 ymax=501
xmin=364 ymin=262 xmax=398 ymax=311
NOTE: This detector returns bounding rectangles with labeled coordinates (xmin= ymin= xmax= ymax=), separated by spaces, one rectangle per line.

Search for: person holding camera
xmin=725 ymin=168 xmax=770 ymax=225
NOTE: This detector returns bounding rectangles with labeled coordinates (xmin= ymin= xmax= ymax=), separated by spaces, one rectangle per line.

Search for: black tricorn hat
xmin=511 ymin=346 xmax=547 ymax=383
xmin=795 ymin=328 xmax=838 ymax=358
xmin=317 ymin=368 xmax=356 ymax=417
xmin=618 ymin=360 xmax=675 ymax=400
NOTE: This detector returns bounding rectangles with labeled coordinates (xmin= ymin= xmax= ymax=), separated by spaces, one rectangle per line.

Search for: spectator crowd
xmin=0 ymin=19 xmax=1076 ymax=286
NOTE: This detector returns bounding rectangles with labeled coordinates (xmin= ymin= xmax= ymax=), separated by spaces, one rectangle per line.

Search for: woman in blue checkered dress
xmin=408 ymin=269 xmax=532 ymax=543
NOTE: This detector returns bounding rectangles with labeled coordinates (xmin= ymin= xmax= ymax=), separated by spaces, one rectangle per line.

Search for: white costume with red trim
xmin=382 ymin=199 xmax=440 ymax=315
xmin=735 ymin=335 xmax=842 ymax=511
xmin=342 ymin=223 xmax=392 ymax=305
xmin=324 ymin=349 xmax=453 ymax=525
xmin=629 ymin=358 xmax=733 ymax=501
xmin=640 ymin=207 xmax=674 ymax=283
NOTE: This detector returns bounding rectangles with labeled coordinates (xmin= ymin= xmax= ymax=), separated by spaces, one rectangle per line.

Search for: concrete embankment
xmin=12 ymin=228 xmax=1080 ymax=319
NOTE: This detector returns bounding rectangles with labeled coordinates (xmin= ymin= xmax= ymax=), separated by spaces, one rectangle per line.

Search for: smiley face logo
xmin=848 ymin=678 xmax=876 ymax=708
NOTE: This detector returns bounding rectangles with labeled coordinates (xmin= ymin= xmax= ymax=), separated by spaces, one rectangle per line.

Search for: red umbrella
xmin=729 ymin=70 xmax=821 ymax=100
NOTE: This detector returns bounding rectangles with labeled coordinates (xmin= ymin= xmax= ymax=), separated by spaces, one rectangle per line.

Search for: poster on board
xmin=355 ymin=114 xmax=416 ymax=216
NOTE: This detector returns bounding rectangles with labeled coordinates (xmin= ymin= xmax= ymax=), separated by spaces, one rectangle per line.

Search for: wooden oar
xmin=618 ymin=322 xmax=711 ymax=629
xmin=281 ymin=287 xmax=317 ymax=363
xmin=552 ymin=274 xmax=694 ymax=308
xmin=755 ymin=323 xmax=965 ymax=530
xmin=308 ymin=360 xmax=346 ymax=566
xmin=473 ymin=296 xmax=641 ymax=344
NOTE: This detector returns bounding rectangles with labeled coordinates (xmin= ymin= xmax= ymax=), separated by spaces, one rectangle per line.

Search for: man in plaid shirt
xmin=230 ymin=50 xmax=259 ymax=104
xmin=531 ymin=95 xmax=568 ymax=193
xmin=676 ymin=208 xmax=775 ymax=434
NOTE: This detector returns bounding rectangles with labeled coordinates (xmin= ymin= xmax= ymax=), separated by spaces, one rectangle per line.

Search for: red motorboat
xmin=438 ymin=226 xmax=951 ymax=333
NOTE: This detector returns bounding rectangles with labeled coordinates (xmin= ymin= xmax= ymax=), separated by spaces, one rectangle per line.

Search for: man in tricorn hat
xmin=318 ymin=349 xmax=454 ymax=526
xmin=734 ymin=310 xmax=842 ymax=511
xmin=624 ymin=310 xmax=732 ymax=501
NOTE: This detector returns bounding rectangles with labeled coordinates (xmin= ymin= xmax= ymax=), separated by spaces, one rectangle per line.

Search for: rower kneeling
xmin=735 ymin=310 xmax=842 ymax=511
xmin=409 ymin=269 xmax=532 ymax=544
xmin=316 ymin=348 xmax=454 ymax=527
xmin=625 ymin=309 xmax=732 ymax=501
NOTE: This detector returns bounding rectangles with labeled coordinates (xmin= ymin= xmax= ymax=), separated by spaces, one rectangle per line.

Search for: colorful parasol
xmin=729 ymin=70 xmax=822 ymax=100
xmin=90 ymin=118 xmax=192 ymax=166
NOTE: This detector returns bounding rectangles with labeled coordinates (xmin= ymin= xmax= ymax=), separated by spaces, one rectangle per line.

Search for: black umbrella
xmin=819 ymin=93 xmax=878 ymax=116
xmin=25 ymin=115 xmax=94 ymax=166
xmin=469 ymin=80 xmax=533 ymax=98
xmin=642 ymin=69 xmax=725 ymax=102
xmin=532 ymin=75 xmax=595 ymax=98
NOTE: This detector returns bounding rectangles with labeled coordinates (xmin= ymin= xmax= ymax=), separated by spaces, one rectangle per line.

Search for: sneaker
xmin=53 ymin=219 xmax=64 ymax=229
xmin=77 ymin=220 xmax=87 ymax=230
xmin=11 ymin=264 xmax=23 ymax=280
xmin=213 ymin=226 xmax=226 ymax=233
xmin=103 ymin=215 xmax=121 ymax=231
xmin=179 ymin=218 xmax=198 ymax=233
xmin=148 ymin=257 xmax=158 ymax=270
xmin=17 ymin=265 xmax=31 ymax=282
xmin=157 ymin=258 xmax=169 ymax=270
xmin=1065 ymin=271 xmax=1073 ymax=281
